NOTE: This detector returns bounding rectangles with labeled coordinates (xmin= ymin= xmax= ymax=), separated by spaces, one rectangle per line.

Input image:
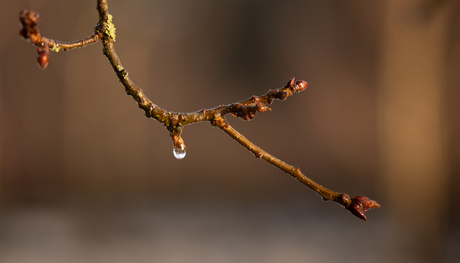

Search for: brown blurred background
xmin=1 ymin=0 xmax=459 ymax=262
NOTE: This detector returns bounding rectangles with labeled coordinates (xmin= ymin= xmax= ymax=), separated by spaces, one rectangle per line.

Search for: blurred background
xmin=1 ymin=0 xmax=459 ymax=262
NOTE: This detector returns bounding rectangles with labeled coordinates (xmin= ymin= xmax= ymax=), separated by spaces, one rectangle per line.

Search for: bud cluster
xmin=225 ymin=78 xmax=308 ymax=121
xmin=347 ymin=195 xmax=381 ymax=221
xmin=261 ymin=77 xmax=308 ymax=104
xmin=19 ymin=10 xmax=49 ymax=69
xmin=229 ymin=102 xmax=271 ymax=121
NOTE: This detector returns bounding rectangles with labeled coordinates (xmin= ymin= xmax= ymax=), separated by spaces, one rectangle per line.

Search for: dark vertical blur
xmin=0 ymin=0 xmax=459 ymax=262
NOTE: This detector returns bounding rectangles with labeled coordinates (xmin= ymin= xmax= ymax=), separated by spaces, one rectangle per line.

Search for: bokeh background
xmin=1 ymin=0 xmax=459 ymax=262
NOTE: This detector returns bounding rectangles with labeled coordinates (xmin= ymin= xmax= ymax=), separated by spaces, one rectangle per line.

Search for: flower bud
xmin=295 ymin=80 xmax=308 ymax=92
xmin=348 ymin=195 xmax=380 ymax=221
xmin=37 ymin=47 xmax=49 ymax=69
xmin=20 ymin=10 xmax=40 ymax=27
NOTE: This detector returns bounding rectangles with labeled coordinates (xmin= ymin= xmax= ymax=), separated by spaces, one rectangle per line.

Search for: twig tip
xmin=347 ymin=195 xmax=380 ymax=221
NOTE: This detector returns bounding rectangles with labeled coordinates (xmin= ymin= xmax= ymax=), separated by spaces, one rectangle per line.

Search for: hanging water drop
xmin=173 ymin=146 xmax=186 ymax=159
xmin=171 ymin=130 xmax=186 ymax=159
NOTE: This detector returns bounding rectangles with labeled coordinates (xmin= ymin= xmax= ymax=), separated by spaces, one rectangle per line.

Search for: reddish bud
xmin=37 ymin=47 xmax=49 ymax=69
xmin=287 ymin=77 xmax=295 ymax=87
xmin=19 ymin=10 xmax=41 ymax=42
xmin=295 ymin=80 xmax=308 ymax=92
xmin=20 ymin=10 xmax=40 ymax=27
xmin=348 ymin=196 xmax=380 ymax=221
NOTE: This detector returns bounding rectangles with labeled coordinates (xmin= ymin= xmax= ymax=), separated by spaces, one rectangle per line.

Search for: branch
xmin=18 ymin=0 xmax=380 ymax=220
xmin=211 ymin=117 xmax=380 ymax=220
xmin=19 ymin=10 xmax=102 ymax=69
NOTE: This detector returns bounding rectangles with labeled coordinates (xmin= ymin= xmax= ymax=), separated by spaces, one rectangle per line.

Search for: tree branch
xmin=18 ymin=0 xmax=380 ymax=220
xmin=211 ymin=116 xmax=380 ymax=220
xmin=19 ymin=10 xmax=102 ymax=69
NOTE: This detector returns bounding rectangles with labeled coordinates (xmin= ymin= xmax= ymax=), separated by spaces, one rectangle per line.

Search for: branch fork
xmin=18 ymin=0 xmax=380 ymax=221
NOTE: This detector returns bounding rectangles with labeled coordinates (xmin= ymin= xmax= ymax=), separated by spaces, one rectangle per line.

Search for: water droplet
xmin=173 ymin=146 xmax=186 ymax=159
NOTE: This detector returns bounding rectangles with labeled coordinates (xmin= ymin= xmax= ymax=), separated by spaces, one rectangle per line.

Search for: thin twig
xmin=211 ymin=116 xmax=342 ymax=200
xmin=210 ymin=116 xmax=379 ymax=220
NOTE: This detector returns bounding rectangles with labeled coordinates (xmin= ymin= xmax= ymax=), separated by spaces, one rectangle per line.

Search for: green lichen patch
xmin=51 ymin=45 xmax=61 ymax=53
xmin=105 ymin=14 xmax=116 ymax=41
